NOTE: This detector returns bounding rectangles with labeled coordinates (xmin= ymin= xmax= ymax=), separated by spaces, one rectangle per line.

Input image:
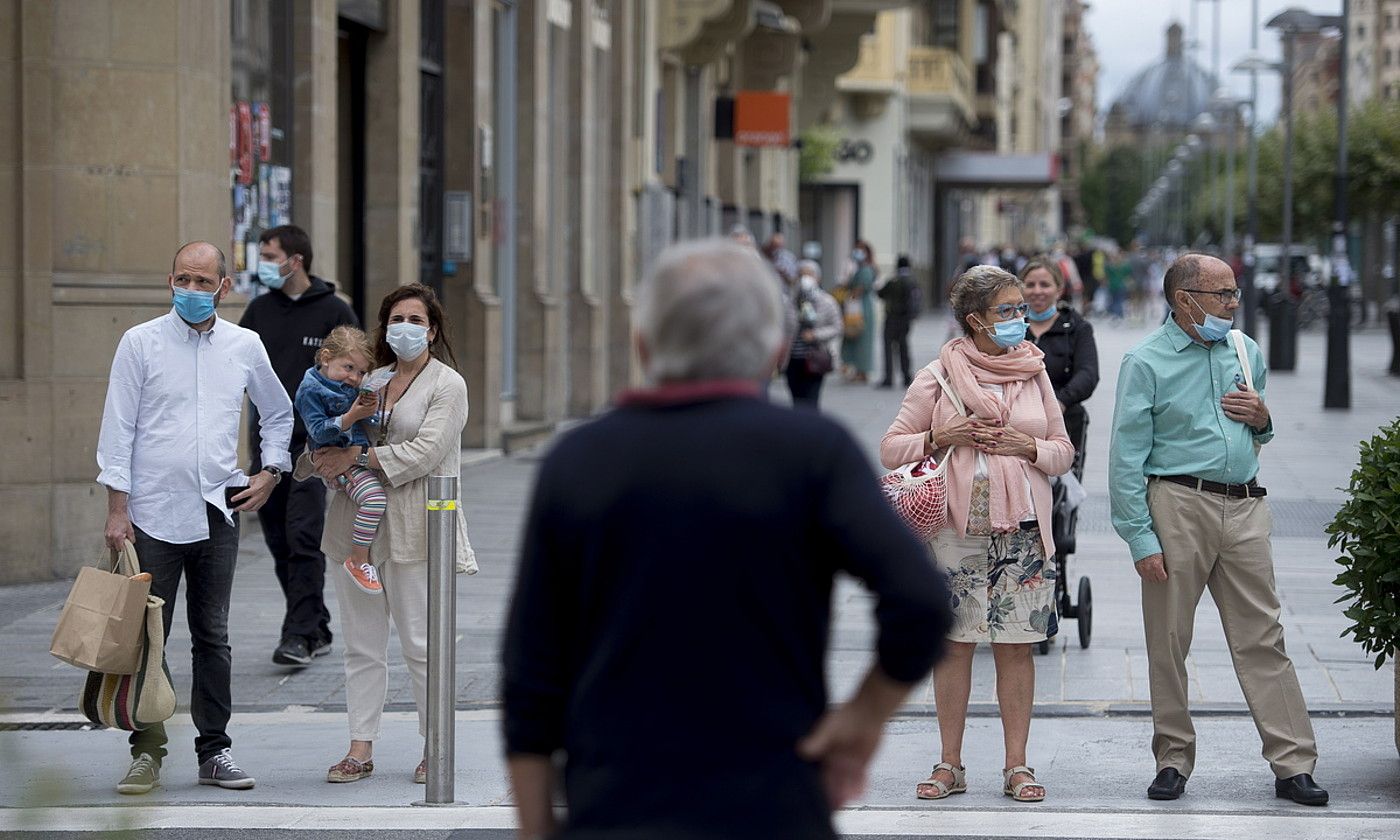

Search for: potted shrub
xmin=1328 ymin=417 xmax=1400 ymax=755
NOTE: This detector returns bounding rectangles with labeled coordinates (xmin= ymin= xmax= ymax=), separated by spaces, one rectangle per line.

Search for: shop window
xmin=230 ymin=0 xmax=295 ymax=291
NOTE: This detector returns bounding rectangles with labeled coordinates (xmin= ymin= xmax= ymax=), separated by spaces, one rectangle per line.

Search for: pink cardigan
xmin=880 ymin=360 xmax=1074 ymax=556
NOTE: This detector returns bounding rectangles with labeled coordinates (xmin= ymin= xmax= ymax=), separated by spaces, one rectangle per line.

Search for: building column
xmin=606 ymin=0 xmax=641 ymax=396
xmin=445 ymin=0 xmax=501 ymax=448
xmin=514 ymin=0 xmax=566 ymax=424
xmin=362 ymin=0 xmax=419 ymax=311
xmin=3 ymin=0 xmax=230 ymax=580
xmin=292 ymin=0 xmax=339 ymax=281
xmin=566 ymin=1 xmax=608 ymax=417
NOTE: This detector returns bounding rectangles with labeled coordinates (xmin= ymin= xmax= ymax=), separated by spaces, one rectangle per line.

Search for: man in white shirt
xmin=96 ymin=241 xmax=294 ymax=795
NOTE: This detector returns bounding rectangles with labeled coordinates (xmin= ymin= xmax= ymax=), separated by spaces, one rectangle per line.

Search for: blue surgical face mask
xmin=172 ymin=286 xmax=217 ymax=324
xmin=1187 ymin=296 xmax=1233 ymax=342
xmin=257 ymin=259 xmax=290 ymax=290
xmin=852 ymin=248 xmax=866 ymax=263
xmin=978 ymin=316 xmax=1028 ymax=348
xmin=386 ymin=322 xmax=430 ymax=361
xmin=1027 ymin=303 xmax=1058 ymax=322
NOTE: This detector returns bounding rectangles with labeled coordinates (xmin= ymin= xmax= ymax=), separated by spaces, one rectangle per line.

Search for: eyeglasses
xmin=1181 ymin=288 xmax=1242 ymax=304
xmin=986 ymin=303 xmax=1030 ymax=319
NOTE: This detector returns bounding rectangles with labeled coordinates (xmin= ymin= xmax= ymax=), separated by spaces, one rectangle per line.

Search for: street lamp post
xmin=1324 ymin=0 xmax=1352 ymax=409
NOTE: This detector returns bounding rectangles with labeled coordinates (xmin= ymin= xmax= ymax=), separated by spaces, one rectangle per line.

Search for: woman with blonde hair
xmin=881 ymin=265 xmax=1073 ymax=803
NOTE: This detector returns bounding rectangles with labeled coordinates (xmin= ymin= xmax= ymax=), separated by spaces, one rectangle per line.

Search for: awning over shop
xmin=933 ymin=152 xmax=1059 ymax=188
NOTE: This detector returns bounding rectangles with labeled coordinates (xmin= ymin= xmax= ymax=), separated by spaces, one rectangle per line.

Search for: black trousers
xmin=785 ymin=360 xmax=826 ymax=410
xmin=882 ymin=321 xmax=912 ymax=386
xmin=130 ymin=504 xmax=239 ymax=763
xmin=257 ymin=463 xmax=332 ymax=645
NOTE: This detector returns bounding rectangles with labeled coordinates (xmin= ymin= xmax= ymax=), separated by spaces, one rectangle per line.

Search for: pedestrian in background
xmin=876 ymin=254 xmax=917 ymax=390
xmin=785 ymin=259 xmax=842 ymax=410
xmin=1109 ymin=254 xmax=1327 ymax=806
xmin=839 ymin=239 xmax=877 ymax=383
xmin=763 ymin=230 xmax=800 ymax=284
xmin=240 ymin=224 xmax=359 ymax=667
xmin=881 ymin=265 xmax=1073 ymax=805
xmin=1022 ymin=257 xmax=1098 ymax=474
xmin=98 ymin=242 xmax=294 ymax=795
xmin=502 ymin=239 xmax=952 ymax=840
xmin=311 ymin=283 xmax=477 ymax=786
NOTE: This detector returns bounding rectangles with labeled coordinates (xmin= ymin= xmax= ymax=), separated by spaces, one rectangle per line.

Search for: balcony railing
xmin=906 ymin=46 xmax=975 ymax=124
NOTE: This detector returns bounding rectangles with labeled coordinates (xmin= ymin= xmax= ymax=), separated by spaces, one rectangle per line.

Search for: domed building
xmin=1104 ymin=22 xmax=1216 ymax=147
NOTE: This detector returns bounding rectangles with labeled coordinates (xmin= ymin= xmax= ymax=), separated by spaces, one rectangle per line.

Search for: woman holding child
xmin=307 ymin=283 xmax=476 ymax=785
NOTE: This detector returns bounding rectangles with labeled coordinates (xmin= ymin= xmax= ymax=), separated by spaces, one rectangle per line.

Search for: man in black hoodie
xmin=240 ymin=225 xmax=359 ymax=667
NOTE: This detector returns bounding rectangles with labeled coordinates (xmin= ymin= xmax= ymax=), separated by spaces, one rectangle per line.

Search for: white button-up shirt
xmin=97 ymin=310 xmax=294 ymax=544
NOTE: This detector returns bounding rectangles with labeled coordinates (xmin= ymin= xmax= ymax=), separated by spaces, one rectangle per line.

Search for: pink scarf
xmin=939 ymin=337 xmax=1047 ymax=530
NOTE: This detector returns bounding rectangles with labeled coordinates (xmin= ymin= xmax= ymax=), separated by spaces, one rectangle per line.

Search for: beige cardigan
xmin=322 ymin=357 xmax=477 ymax=572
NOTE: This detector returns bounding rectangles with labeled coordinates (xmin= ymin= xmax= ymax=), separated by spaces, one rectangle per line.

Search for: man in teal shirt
xmin=1109 ymin=254 xmax=1325 ymax=806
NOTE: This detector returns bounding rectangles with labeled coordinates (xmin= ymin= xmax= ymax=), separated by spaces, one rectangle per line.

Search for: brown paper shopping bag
xmin=50 ymin=541 xmax=150 ymax=674
xmin=80 ymin=594 xmax=176 ymax=730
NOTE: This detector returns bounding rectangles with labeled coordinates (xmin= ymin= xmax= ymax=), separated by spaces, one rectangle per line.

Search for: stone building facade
xmin=1 ymin=0 xmax=872 ymax=581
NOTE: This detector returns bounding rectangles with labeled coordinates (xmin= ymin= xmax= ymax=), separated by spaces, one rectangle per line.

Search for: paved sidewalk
xmin=1 ymin=310 xmax=1397 ymax=835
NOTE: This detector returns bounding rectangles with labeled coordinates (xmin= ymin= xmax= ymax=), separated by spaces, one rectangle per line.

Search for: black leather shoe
xmin=1147 ymin=767 xmax=1186 ymax=800
xmin=875 ymin=381 xmax=893 ymax=389
xmin=272 ymin=636 xmax=311 ymax=666
xmin=1275 ymin=773 xmax=1328 ymax=806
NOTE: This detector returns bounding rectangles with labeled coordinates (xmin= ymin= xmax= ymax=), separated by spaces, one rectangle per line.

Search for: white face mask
xmin=800 ymin=275 xmax=819 ymax=293
xmin=386 ymin=322 xmax=430 ymax=361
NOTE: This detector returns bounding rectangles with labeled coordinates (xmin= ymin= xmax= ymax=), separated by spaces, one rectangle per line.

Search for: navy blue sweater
xmin=502 ymin=389 xmax=951 ymax=840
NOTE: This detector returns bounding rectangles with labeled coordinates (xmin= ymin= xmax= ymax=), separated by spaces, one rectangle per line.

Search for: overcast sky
xmin=1086 ymin=0 xmax=1344 ymax=131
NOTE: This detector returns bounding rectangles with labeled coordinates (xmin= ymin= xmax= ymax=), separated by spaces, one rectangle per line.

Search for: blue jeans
xmin=130 ymin=504 xmax=239 ymax=764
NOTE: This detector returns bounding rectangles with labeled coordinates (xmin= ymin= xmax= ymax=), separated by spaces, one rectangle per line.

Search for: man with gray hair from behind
xmin=502 ymin=238 xmax=953 ymax=840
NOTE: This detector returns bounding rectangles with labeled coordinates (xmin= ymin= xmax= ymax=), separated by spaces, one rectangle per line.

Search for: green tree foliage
xmin=1105 ymin=101 xmax=1400 ymax=247
xmin=1185 ymin=101 xmax=1400 ymax=245
xmin=798 ymin=124 xmax=840 ymax=183
xmin=1081 ymin=145 xmax=1145 ymax=247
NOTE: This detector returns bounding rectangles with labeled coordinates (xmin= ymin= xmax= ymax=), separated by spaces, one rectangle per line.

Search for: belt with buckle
xmin=1157 ymin=474 xmax=1267 ymax=499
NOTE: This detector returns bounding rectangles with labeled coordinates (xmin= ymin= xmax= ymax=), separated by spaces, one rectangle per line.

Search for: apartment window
xmin=1387 ymin=14 xmax=1395 ymax=31
xmin=1387 ymin=48 xmax=1394 ymax=67
xmin=928 ymin=0 xmax=959 ymax=49
xmin=1358 ymin=23 xmax=1367 ymax=39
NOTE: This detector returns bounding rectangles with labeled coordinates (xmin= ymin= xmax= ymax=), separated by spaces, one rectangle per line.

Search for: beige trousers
xmin=1143 ymin=478 xmax=1317 ymax=779
xmin=331 ymin=559 xmax=429 ymax=742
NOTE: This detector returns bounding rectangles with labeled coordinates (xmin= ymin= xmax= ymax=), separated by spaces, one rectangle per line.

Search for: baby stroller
xmin=1037 ymin=420 xmax=1092 ymax=654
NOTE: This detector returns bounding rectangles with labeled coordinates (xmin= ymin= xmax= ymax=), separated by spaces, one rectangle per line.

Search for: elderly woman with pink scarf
xmin=881 ymin=264 xmax=1074 ymax=804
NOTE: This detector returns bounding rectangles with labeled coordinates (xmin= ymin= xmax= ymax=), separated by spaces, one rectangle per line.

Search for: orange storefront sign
xmin=734 ymin=91 xmax=791 ymax=147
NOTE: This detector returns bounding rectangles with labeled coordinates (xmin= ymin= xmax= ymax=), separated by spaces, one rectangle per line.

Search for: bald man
xmin=97 ymin=242 xmax=293 ymax=794
xmin=1108 ymin=254 xmax=1326 ymax=806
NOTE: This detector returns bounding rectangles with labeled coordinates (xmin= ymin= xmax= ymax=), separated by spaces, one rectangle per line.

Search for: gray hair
xmin=950 ymin=264 xmax=1022 ymax=336
xmin=634 ymin=239 xmax=784 ymax=383
xmin=798 ymin=259 xmax=821 ymax=279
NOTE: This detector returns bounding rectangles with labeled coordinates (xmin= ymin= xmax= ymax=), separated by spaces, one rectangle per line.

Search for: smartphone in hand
xmin=225 ymin=484 xmax=248 ymax=509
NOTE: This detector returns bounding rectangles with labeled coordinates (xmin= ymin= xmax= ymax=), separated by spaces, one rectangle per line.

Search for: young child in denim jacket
xmin=294 ymin=326 xmax=387 ymax=596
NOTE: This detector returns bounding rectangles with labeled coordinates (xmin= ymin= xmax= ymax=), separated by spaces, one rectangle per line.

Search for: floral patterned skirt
xmin=930 ymin=527 xmax=1057 ymax=644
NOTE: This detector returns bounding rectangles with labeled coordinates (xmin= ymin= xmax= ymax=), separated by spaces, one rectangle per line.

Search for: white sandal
xmin=915 ymin=762 xmax=966 ymax=800
xmin=1002 ymin=765 xmax=1046 ymax=802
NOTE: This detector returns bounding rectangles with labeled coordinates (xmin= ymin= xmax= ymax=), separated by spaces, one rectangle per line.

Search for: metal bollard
xmin=418 ymin=474 xmax=458 ymax=806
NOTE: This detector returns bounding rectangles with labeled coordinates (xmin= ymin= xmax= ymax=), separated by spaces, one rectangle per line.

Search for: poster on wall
xmin=255 ymin=102 xmax=272 ymax=162
xmin=229 ymin=99 xmax=291 ymax=294
xmin=235 ymin=101 xmax=254 ymax=186
xmin=269 ymin=166 xmax=292 ymax=227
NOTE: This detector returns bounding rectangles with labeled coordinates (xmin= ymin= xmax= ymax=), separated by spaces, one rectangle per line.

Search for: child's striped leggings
xmin=341 ymin=465 xmax=387 ymax=548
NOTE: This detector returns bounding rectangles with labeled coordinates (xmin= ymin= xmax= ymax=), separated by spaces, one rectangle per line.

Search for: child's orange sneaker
xmin=344 ymin=558 xmax=383 ymax=595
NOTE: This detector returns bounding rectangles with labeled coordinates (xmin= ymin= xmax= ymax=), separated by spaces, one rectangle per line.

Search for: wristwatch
xmin=355 ymin=445 xmax=370 ymax=468
xmin=262 ymin=465 xmax=283 ymax=485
